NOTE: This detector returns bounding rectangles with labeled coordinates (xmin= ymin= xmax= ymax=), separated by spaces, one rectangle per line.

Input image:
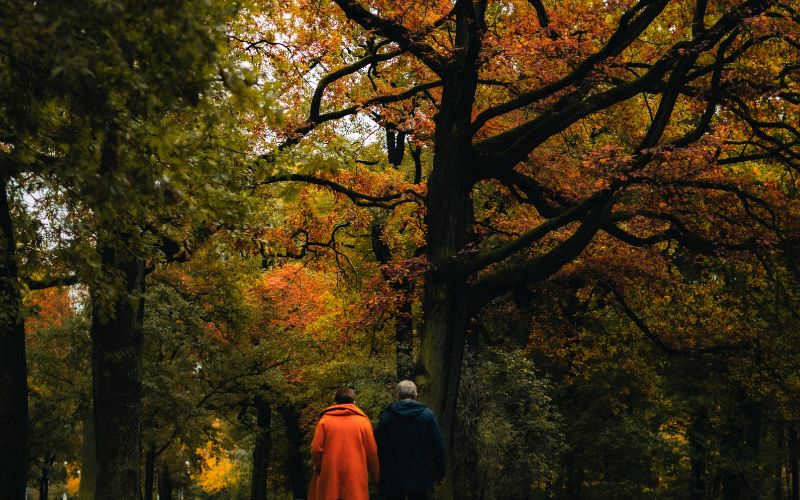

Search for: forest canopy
xmin=2 ymin=0 xmax=800 ymax=498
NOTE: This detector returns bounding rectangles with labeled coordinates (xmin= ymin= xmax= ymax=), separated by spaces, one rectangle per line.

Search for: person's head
xmin=334 ymin=387 xmax=355 ymax=404
xmin=395 ymin=380 xmax=418 ymax=400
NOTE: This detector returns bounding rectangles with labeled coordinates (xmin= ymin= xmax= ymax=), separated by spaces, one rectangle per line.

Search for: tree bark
xmin=250 ymin=396 xmax=272 ymax=500
xmin=775 ymin=420 xmax=784 ymax=500
xmin=790 ymin=424 xmax=799 ymax=500
xmin=79 ymin=407 xmax=98 ymax=500
xmin=144 ymin=445 xmax=156 ymax=500
xmin=91 ymin=242 xmax=146 ymax=500
xmin=157 ymin=464 xmax=172 ymax=500
xmin=370 ymin=215 xmax=416 ymax=380
xmin=38 ymin=454 xmax=54 ymax=500
xmin=418 ymin=3 xmax=483 ymax=479
xmin=419 ymin=119 xmax=475 ymax=498
xmin=0 ymin=177 xmax=28 ymax=500
xmin=688 ymin=406 xmax=708 ymax=500
xmin=278 ymin=404 xmax=307 ymax=500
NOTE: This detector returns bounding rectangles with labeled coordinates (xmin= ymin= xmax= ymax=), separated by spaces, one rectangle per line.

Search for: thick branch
xmin=471 ymin=0 xmax=670 ymax=134
xmin=475 ymin=0 xmax=772 ymax=175
xmin=309 ymin=48 xmax=403 ymax=122
xmin=496 ymin=170 xmax=571 ymax=218
xmin=24 ymin=274 xmax=80 ymax=290
xmin=281 ymin=81 xmax=442 ymax=149
xmin=457 ymin=189 xmax=610 ymax=275
xmin=332 ymin=0 xmax=447 ymax=75
xmin=256 ymin=173 xmax=422 ymax=207
xmin=527 ymin=0 xmax=550 ymax=28
xmin=469 ymin=202 xmax=610 ymax=308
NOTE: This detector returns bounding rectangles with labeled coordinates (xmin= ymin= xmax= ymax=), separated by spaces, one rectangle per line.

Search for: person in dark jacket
xmin=375 ymin=380 xmax=446 ymax=500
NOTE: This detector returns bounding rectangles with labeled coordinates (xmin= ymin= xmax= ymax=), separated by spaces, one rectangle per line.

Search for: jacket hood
xmin=319 ymin=403 xmax=368 ymax=418
xmin=387 ymin=399 xmax=427 ymax=419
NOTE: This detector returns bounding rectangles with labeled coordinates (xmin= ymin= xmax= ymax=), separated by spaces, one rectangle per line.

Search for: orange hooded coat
xmin=308 ymin=403 xmax=379 ymax=500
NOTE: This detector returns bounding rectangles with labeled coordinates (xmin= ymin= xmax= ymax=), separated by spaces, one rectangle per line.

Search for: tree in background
xmin=1 ymin=0 xmax=262 ymax=496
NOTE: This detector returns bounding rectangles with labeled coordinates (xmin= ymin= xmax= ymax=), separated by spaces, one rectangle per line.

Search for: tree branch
xmin=332 ymin=0 xmax=447 ymax=75
xmin=280 ymin=80 xmax=442 ymax=149
xmin=610 ymin=287 xmax=748 ymax=355
xmin=457 ymin=189 xmax=610 ymax=275
xmin=309 ymin=47 xmax=403 ymax=122
xmin=470 ymin=0 xmax=670 ymax=134
xmin=474 ymin=0 xmax=771 ymax=175
xmin=24 ymin=274 xmax=80 ymax=290
xmin=255 ymin=173 xmax=423 ymax=208
xmin=469 ymin=201 xmax=611 ymax=308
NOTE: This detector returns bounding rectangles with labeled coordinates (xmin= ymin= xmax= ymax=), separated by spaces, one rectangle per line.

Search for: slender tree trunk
xmin=775 ymin=421 xmax=785 ymax=500
xmin=38 ymin=469 xmax=48 ymax=500
xmin=279 ymin=404 xmax=307 ymax=500
xmin=790 ymin=424 xmax=799 ymax=500
xmin=688 ymin=406 xmax=708 ymax=500
xmin=371 ymin=215 xmax=416 ymax=381
xmin=394 ymin=293 xmax=414 ymax=380
xmin=0 ymin=178 xmax=28 ymax=500
xmin=91 ymin=242 xmax=146 ymax=500
xmin=38 ymin=454 xmax=54 ymax=500
xmin=79 ymin=406 xmax=98 ymax=499
xmin=144 ymin=445 xmax=156 ymax=500
xmin=251 ymin=396 xmax=272 ymax=500
xmin=375 ymin=128 xmax=417 ymax=381
xmin=563 ymin=453 xmax=584 ymax=500
xmin=157 ymin=464 xmax=172 ymax=500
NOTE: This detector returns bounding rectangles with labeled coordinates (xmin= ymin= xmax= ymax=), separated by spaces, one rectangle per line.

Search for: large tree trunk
xmin=250 ymin=396 xmax=272 ymax=500
xmin=418 ymin=2 xmax=483 ymax=473
xmin=420 ymin=108 xmax=476 ymax=498
xmin=79 ymin=407 xmax=98 ymax=499
xmin=0 ymin=178 xmax=28 ymax=500
xmin=278 ymin=404 xmax=307 ymax=500
xmin=91 ymin=242 xmax=146 ymax=500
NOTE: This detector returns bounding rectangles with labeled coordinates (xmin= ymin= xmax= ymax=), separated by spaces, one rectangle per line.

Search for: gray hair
xmin=396 ymin=380 xmax=418 ymax=399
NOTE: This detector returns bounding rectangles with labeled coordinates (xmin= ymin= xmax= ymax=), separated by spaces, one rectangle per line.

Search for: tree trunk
xmin=278 ymin=404 xmax=307 ymax=500
xmin=688 ymin=406 xmax=708 ymax=500
xmin=38 ymin=454 xmax=54 ymax=500
xmin=417 ymin=13 xmax=483 ymax=491
xmin=38 ymin=469 xmax=48 ymax=500
xmin=144 ymin=445 xmax=156 ymax=500
xmin=419 ymin=69 xmax=479 ymax=477
xmin=251 ymin=396 xmax=272 ymax=500
xmin=0 ymin=178 xmax=28 ymax=500
xmin=721 ymin=400 xmax=761 ymax=500
xmin=790 ymin=424 xmax=799 ymax=500
xmin=370 ymin=215 xmax=416 ymax=381
xmin=775 ymin=421 xmax=785 ymax=500
xmin=91 ymin=241 xmax=146 ymax=500
xmin=420 ymin=131 xmax=474 ymax=499
xmin=157 ymin=464 xmax=172 ymax=500
xmin=79 ymin=407 xmax=98 ymax=499
xmin=394 ymin=293 xmax=414 ymax=380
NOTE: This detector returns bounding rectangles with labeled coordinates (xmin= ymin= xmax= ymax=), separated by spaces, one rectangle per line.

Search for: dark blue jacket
xmin=375 ymin=399 xmax=446 ymax=494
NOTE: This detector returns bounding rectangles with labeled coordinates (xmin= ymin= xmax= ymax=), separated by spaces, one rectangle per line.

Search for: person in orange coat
xmin=308 ymin=387 xmax=380 ymax=500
